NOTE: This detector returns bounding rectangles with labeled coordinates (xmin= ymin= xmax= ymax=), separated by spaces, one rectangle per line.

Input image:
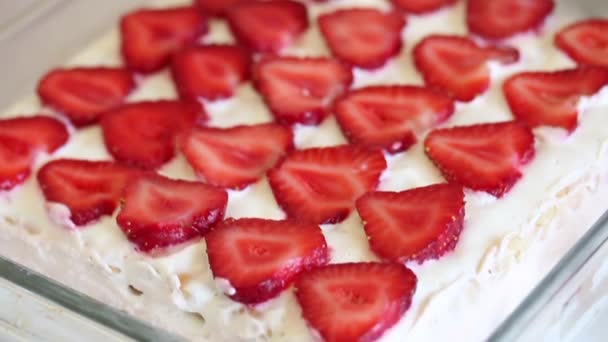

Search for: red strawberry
xmin=424 ymin=121 xmax=535 ymax=197
xmin=37 ymin=159 xmax=136 ymax=226
xmin=318 ymin=8 xmax=406 ymax=69
xmin=253 ymin=56 xmax=352 ymax=125
xmin=391 ymin=0 xmax=457 ymax=14
xmin=206 ymin=218 xmax=328 ymax=304
xmin=226 ymin=0 xmax=308 ymax=53
xmin=504 ymin=66 xmax=608 ymax=132
xmin=101 ymin=100 xmax=205 ymax=170
xmin=555 ymin=19 xmax=608 ymax=68
xmin=171 ymin=45 xmax=250 ymax=101
xmin=268 ymin=145 xmax=386 ymax=224
xmin=334 ymin=86 xmax=454 ymax=153
xmin=356 ymin=183 xmax=464 ymax=264
xmin=120 ymin=7 xmax=208 ymax=73
xmin=413 ymin=35 xmax=519 ymax=101
xmin=194 ymin=0 xmax=243 ymax=16
xmin=117 ymin=174 xmax=227 ymax=252
xmin=37 ymin=68 xmax=135 ymax=127
xmin=0 ymin=116 xmax=68 ymax=191
xmin=180 ymin=123 xmax=292 ymax=189
xmin=294 ymin=262 xmax=417 ymax=342
xmin=467 ymin=0 xmax=554 ymax=40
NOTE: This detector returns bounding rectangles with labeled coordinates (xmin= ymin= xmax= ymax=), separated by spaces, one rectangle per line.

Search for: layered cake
xmin=1 ymin=0 xmax=608 ymax=341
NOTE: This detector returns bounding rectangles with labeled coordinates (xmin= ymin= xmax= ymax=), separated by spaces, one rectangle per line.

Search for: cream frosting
xmin=1 ymin=0 xmax=608 ymax=341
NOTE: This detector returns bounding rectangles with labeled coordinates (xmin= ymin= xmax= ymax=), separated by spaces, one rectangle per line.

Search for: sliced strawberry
xmin=117 ymin=174 xmax=227 ymax=252
xmin=0 ymin=116 xmax=69 ymax=191
xmin=424 ymin=121 xmax=535 ymax=197
xmin=391 ymin=0 xmax=457 ymax=14
xmin=356 ymin=183 xmax=464 ymax=264
xmin=194 ymin=0 xmax=243 ymax=16
xmin=253 ymin=56 xmax=352 ymax=125
xmin=171 ymin=45 xmax=250 ymax=101
xmin=37 ymin=159 xmax=136 ymax=226
xmin=37 ymin=68 xmax=135 ymax=127
xmin=101 ymin=100 xmax=206 ymax=170
xmin=268 ymin=145 xmax=386 ymax=224
xmin=226 ymin=0 xmax=308 ymax=53
xmin=555 ymin=19 xmax=608 ymax=68
xmin=504 ymin=66 xmax=608 ymax=132
xmin=180 ymin=123 xmax=292 ymax=189
xmin=294 ymin=262 xmax=417 ymax=342
xmin=334 ymin=86 xmax=454 ymax=153
xmin=413 ymin=35 xmax=519 ymax=101
xmin=467 ymin=0 xmax=554 ymax=40
xmin=206 ymin=218 xmax=328 ymax=304
xmin=318 ymin=8 xmax=406 ymax=69
xmin=120 ymin=7 xmax=208 ymax=73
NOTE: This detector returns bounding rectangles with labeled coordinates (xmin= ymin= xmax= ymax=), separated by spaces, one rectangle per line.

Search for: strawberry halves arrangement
xmin=4 ymin=0 xmax=608 ymax=341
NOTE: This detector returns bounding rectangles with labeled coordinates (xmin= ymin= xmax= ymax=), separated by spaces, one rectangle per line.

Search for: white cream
xmin=0 ymin=0 xmax=607 ymax=341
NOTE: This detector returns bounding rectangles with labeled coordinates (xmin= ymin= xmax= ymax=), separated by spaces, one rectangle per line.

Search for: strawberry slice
xmin=194 ymin=0 xmax=243 ymax=16
xmin=37 ymin=159 xmax=136 ymax=226
xmin=555 ymin=19 xmax=608 ymax=68
xmin=391 ymin=0 xmax=457 ymax=14
xmin=101 ymin=100 xmax=206 ymax=170
xmin=120 ymin=7 xmax=208 ymax=73
xmin=268 ymin=145 xmax=386 ymax=224
xmin=206 ymin=218 xmax=328 ymax=304
xmin=253 ymin=56 xmax=352 ymax=125
xmin=318 ymin=8 xmax=406 ymax=69
xmin=37 ymin=68 xmax=135 ymax=127
xmin=294 ymin=262 xmax=417 ymax=342
xmin=467 ymin=0 xmax=554 ymax=40
xmin=413 ymin=35 xmax=519 ymax=101
xmin=226 ymin=0 xmax=308 ymax=53
xmin=171 ymin=45 xmax=250 ymax=101
xmin=356 ymin=183 xmax=464 ymax=264
xmin=334 ymin=86 xmax=454 ymax=153
xmin=117 ymin=174 xmax=227 ymax=252
xmin=0 ymin=116 xmax=68 ymax=191
xmin=504 ymin=66 xmax=608 ymax=132
xmin=424 ymin=121 xmax=535 ymax=197
xmin=180 ymin=123 xmax=292 ymax=189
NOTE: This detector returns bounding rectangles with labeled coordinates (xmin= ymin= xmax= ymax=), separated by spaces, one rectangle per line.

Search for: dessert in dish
xmin=1 ymin=0 xmax=608 ymax=341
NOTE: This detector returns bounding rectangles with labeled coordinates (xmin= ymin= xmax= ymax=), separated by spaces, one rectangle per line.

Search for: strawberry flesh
xmin=334 ymin=85 xmax=454 ymax=153
xmin=424 ymin=121 xmax=535 ymax=197
xmin=294 ymin=262 xmax=417 ymax=342
xmin=120 ymin=7 xmax=208 ymax=73
xmin=180 ymin=123 xmax=292 ymax=189
xmin=206 ymin=218 xmax=328 ymax=304
xmin=194 ymin=0 xmax=243 ymax=16
xmin=414 ymin=35 xmax=519 ymax=101
xmin=171 ymin=45 xmax=251 ymax=101
xmin=268 ymin=145 xmax=386 ymax=224
xmin=391 ymin=0 xmax=457 ymax=14
xmin=319 ymin=8 xmax=406 ymax=69
xmin=555 ymin=19 xmax=608 ymax=68
xmin=0 ymin=116 xmax=68 ymax=191
xmin=467 ymin=0 xmax=554 ymax=40
xmin=37 ymin=68 xmax=135 ymax=127
xmin=101 ymin=100 xmax=206 ymax=170
xmin=253 ymin=56 xmax=352 ymax=125
xmin=504 ymin=66 xmax=608 ymax=132
xmin=227 ymin=0 xmax=308 ymax=53
xmin=117 ymin=174 xmax=227 ymax=252
xmin=37 ymin=159 xmax=136 ymax=226
xmin=356 ymin=183 xmax=464 ymax=263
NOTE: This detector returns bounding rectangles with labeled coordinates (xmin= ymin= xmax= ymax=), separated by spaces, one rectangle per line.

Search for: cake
xmin=1 ymin=0 xmax=608 ymax=341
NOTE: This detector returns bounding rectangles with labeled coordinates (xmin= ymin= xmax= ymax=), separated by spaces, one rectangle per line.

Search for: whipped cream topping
xmin=1 ymin=0 xmax=608 ymax=341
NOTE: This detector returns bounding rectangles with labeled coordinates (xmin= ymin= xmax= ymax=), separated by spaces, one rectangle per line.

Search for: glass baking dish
xmin=0 ymin=0 xmax=606 ymax=341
